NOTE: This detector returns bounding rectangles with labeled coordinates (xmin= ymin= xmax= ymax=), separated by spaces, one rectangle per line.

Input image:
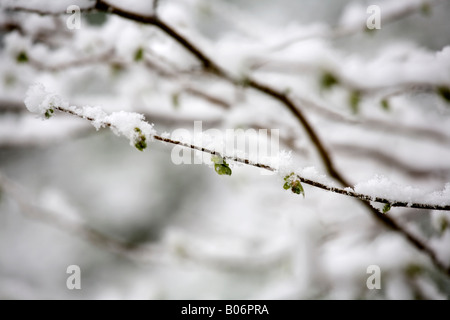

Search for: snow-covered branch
xmin=23 ymin=83 xmax=450 ymax=275
xmin=24 ymin=83 xmax=450 ymax=212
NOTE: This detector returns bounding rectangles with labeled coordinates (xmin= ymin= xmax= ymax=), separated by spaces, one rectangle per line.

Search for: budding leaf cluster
xmin=381 ymin=99 xmax=390 ymax=111
xmin=283 ymin=172 xmax=305 ymax=197
xmin=44 ymin=108 xmax=54 ymax=119
xmin=133 ymin=127 xmax=147 ymax=151
xmin=172 ymin=93 xmax=180 ymax=109
xmin=134 ymin=47 xmax=144 ymax=62
xmin=16 ymin=51 xmax=28 ymax=63
xmin=349 ymin=91 xmax=361 ymax=114
xmin=320 ymin=72 xmax=339 ymax=90
xmin=212 ymin=155 xmax=232 ymax=176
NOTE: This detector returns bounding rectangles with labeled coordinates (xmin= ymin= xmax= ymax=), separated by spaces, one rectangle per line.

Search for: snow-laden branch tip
xmin=25 ymin=83 xmax=155 ymax=151
xmin=24 ymin=83 xmax=450 ymax=212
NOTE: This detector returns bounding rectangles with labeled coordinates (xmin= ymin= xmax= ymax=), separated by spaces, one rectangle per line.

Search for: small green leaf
xmin=134 ymin=47 xmax=144 ymax=61
xmin=16 ymin=51 xmax=28 ymax=63
xmin=134 ymin=138 xmax=147 ymax=151
xmin=320 ymin=72 xmax=339 ymax=90
xmin=172 ymin=93 xmax=180 ymax=109
xmin=111 ymin=62 xmax=124 ymax=75
xmin=439 ymin=219 xmax=448 ymax=234
xmin=44 ymin=109 xmax=54 ymax=119
xmin=381 ymin=99 xmax=390 ymax=111
xmin=421 ymin=3 xmax=431 ymax=16
xmin=405 ymin=264 xmax=423 ymax=277
xmin=282 ymin=173 xmax=305 ymax=197
xmin=437 ymin=86 xmax=450 ymax=104
xmin=214 ymin=163 xmax=232 ymax=176
xmin=291 ymin=181 xmax=305 ymax=197
xmin=382 ymin=203 xmax=391 ymax=213
xmin=212 ymin=156 xmax=232 ymax=176
xmin=349 ymin=91 xmax=361 ymax=114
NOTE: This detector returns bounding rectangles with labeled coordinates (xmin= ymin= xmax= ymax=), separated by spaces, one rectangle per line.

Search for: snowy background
xmin=0 ymin=0 xmax=449 ymax=299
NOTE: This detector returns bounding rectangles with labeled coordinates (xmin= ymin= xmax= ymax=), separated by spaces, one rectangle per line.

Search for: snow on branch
xmin=24 ymin=83 xmax=450 ymax=212
xmin=24 ymin=83 xmax=155 ymax=151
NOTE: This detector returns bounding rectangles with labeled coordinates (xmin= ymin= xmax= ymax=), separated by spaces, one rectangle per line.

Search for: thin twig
xmin=51 ymin=103 xmax=450 ymax=274
xmin=0 ymin=172 xmax=155 ymax=259
xmin=333 ymin=143 xmax=450 ymax=180
xmin=270 ymin=0 xmax=447 ymax=51
xmin=53 ymin=104 xmax=450 ymax=212
xmin=297 ymin=96 xmax=450 ymax=145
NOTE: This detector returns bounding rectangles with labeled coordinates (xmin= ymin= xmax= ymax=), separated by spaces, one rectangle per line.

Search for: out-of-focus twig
xmin=332 ymin=143 xmax=450 ymax=181
xmin=270 ymin=0 xmax=447 ymax=51
xmin=297 ymin=96 xmax=450 ymax=145
xmin=0 ymin=172 xmax=157 ymax=260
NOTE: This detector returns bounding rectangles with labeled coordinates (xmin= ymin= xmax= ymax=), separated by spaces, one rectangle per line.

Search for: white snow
xmin=355 ymin=175 xmax=450 ymax=206
xmin=81 ymin=106 xmax=108 ymax=130
xmin=24 ymin=83 xmax=68 ymax=118
xmin=106 ymin=111 xmax=155 ymax=145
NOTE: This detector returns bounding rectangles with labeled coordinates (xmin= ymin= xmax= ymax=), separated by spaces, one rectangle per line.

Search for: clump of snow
xmin=24 ymin=83 xmax=68 ymax=118
xmin=81 ymin=106 xmax=108 ymax=130
xmin=105 ymin=111 xmax=155 ymax=145
xmin=424 ymin=183 xmax=450 ymax=207
xmin=24 ymin=83 xmax=156 ymax=148
xmin=355 ymin=175 xmax=450 ymax=206
xmin=299 ymin=166 xmax=335 ymax=186
xmin=265 ymin=150 xmax=292 ymax=174
xmin=341 ymin=45 xmax=450 ymax=89
xmin=354 ymin=175 xmax=421 ymax=203
xmin=161 ymin=132 xmax=171 ymax=139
